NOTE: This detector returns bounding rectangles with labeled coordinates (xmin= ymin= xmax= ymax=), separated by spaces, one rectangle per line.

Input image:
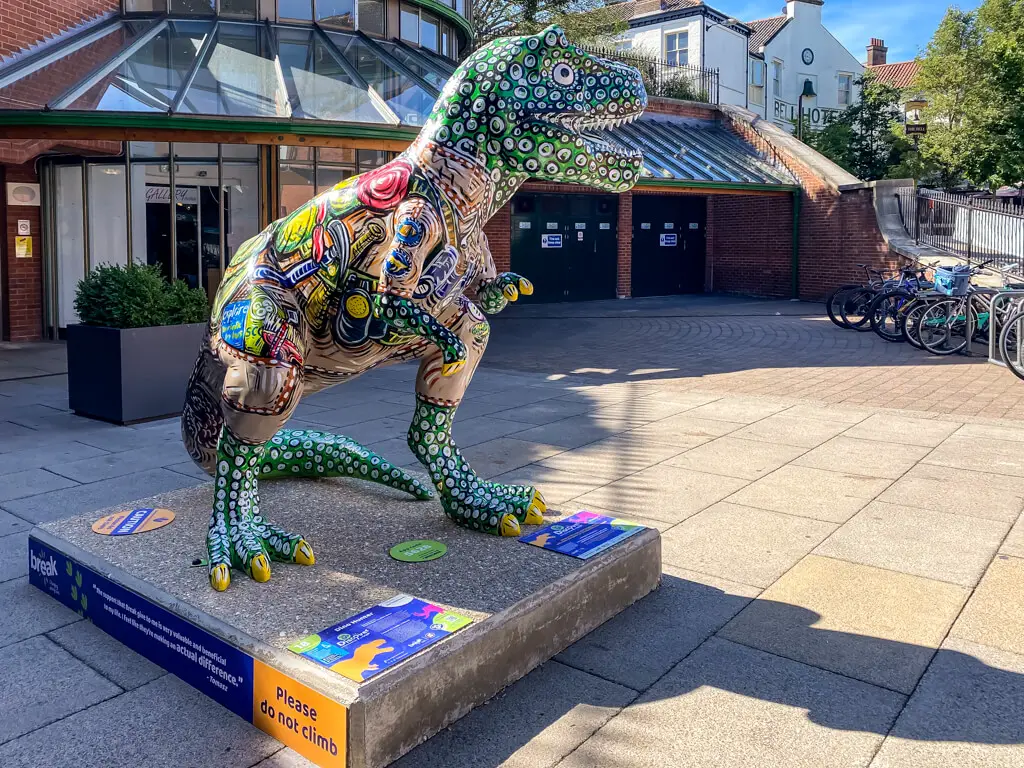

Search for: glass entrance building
xmin=0 ymin=0 xmax=468 ymax=339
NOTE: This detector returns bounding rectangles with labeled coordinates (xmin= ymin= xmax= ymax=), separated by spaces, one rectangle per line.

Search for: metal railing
xmin=895 ymin=187 xmax=1024 ymax=273
xmin=581 ymin=45 xmax=720 ymax=105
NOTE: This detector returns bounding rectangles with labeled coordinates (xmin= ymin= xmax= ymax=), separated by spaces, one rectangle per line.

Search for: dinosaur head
xmin=422 ymin=25 xmax=647 ymax=195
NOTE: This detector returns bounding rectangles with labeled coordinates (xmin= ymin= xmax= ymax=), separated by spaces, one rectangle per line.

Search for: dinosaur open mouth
xmin=535 ymin=111 xmax=644 ymax=160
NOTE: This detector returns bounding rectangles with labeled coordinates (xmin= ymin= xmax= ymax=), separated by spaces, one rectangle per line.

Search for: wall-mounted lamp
xmin=705 ymin=16 xmax=740 ymax=31
xmin=797 ymin=79 xmax=816 ymax=141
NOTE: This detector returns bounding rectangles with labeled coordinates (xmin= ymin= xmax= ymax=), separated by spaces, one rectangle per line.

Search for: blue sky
xmin=716 ymin=0 xmax=982 ymax=64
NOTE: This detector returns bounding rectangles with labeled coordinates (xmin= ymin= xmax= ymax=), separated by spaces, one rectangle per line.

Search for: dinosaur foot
xmin=440 ymin=484 xmax=547 ymax=536
xmin=208 ymin=514 xmax=314 ymax=592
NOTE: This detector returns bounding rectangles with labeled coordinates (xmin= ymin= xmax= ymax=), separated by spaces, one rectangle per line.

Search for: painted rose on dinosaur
xmin=181 ymin=25 xmax=647 ymax=591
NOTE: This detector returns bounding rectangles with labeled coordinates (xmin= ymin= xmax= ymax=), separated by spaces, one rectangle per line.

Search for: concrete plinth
xmin=29 ymin=477 xmax=661 ymax=768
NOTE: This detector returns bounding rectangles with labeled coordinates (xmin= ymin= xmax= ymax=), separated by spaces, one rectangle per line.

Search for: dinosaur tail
xmin=181 ymin=340 xmax=225 ymax=477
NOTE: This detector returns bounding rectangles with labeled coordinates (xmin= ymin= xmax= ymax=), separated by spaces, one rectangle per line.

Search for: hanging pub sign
xmin=905 ymin=123 xmax=927 ymax=136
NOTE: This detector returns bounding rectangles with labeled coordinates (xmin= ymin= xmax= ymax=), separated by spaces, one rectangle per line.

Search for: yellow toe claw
xmin=294 ymin=539 xmax=315 ymax=566
xmin=210 ymin=564 xmax=231 ymax=592
xmin=503 ymin=284 xmax=519 ymax=301
xmin=518 ymin=278 xmax=534 ymax=296
xmin=500 ymin=514 xmax=522 ymax=537
xmin=442 ymin=360 xmax=466 ymax=377
xmin=249 ymin=553 xmax=272 ymax=583
xmin=524 ymin=489 xmax=547 ymax=525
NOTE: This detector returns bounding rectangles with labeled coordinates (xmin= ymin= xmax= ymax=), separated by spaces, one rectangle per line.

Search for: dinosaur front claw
xmin=249 ymin=553 xmax=272 ymax=583
xmin=210 ymin=563 xmax=231 ymax=592
xmin=524 ymin=489 xmax=546 ymax=525
xmin=500 ymin=514 xmax=522 ymax=537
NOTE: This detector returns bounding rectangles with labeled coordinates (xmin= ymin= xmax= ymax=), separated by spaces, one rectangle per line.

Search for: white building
xmin=612 ymin=0 xmax=864 ymax=134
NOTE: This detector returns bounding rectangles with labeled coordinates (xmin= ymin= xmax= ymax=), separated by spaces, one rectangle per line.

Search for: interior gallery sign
xmin=145 ymin=184 xmax=200 ymax=205
xmin=773 ymin=99 xmax=841 ymax=130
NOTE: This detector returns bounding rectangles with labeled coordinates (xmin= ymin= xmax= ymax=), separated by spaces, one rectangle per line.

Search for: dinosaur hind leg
xmin=259 ymin=428 xmax=433 ymax=500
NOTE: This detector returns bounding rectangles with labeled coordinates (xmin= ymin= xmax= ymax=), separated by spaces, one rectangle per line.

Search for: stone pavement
xmin=2 ymin=295 xmax=1024 ymax=767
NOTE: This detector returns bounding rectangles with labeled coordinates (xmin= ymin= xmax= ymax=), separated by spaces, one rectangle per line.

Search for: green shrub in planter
xmin=74 ymin=263 xmax=209 ymax=328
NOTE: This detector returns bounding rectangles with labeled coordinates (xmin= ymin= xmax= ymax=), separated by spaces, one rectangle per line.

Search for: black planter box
xmin=67 ymin=323 xmax=206 ymax=424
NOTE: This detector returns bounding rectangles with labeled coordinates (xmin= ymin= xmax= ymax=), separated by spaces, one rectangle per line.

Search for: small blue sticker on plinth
xmin=288 ymin=594 xmax=473 ymax=683
xmin=518 ymin=510 xmax=646 ymax=560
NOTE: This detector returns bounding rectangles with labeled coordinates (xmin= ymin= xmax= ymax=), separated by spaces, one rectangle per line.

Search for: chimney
xmin=867 ymin=38 xmax=888 ymax=66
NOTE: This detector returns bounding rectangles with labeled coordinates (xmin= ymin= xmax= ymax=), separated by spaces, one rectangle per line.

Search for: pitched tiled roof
xmin=868 ymin=60 xmax=920 ymax=89
xmin=746 ymin=15 xmax=789 ymax=53
xmin=608 ymin=0 xmax=704 ymax=23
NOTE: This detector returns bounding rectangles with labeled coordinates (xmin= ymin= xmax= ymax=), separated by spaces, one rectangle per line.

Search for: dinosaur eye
xmin=553 ymin=64 xmax=575 ymax=86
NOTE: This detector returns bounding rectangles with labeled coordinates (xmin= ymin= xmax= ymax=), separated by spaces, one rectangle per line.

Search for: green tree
xmin=804 ymin=73 xmax=908 ymax=180
xmin=914 ymin=7 xmax=984 ymax=188
xmin=472 ymin=0 xmax=626 ymax=47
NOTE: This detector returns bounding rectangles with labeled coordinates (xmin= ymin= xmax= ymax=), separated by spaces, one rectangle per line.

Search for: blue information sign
xmin=288 ymin=595 xmax=473 ymax=683
xmin=518 ymin=510 xmax=646 ymax=560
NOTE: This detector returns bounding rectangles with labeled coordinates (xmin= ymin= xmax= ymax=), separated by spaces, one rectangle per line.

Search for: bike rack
xmin=983 ymin=290 xmax=1024 ymax=365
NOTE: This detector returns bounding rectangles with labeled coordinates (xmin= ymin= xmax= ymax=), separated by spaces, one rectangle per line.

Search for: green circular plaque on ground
xmin=389 ymin=540 xmax=447 ymax=563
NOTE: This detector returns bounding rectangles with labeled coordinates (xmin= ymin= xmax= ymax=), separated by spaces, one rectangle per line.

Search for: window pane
xmin=221 ymin=143 xmax=259 ymax=158
xmin=131 ymin=141 xmax=170 ymax=158
xmin=124 ymin=0 xmax=166 ymax=11
xmin=358 ymin=0 xmax=385 ymax=35
xmin=178 ymin=23 xmax=290 ymax=117
xmin=220 ymin=0 xmax=257 ymax=17
xmin=171 ymin=162 xmax=220 ymax=292
xmin=400 ymin=5 xmax=419 ymax=44
xmin=0 ymin=23 xmax=148 ymax=110
xmin=88 ymin=165 xmax=129 ymax=274
xmin=280 ymin=162 xmax=315 ymax=217
xmin=56 ymin=165 xmax=85 ymax=328
xmin=174 ymin=142 xmax=219 ymax=158
xmin=375 ymin=39 xmax=447 ymax=89
xmin=666 ymin=34 xmax=675 ymax=50
xmin=278 ymin=0 xmax=312 ymax=21
xmin=356 ymin=149 xmax=392 ymax=171
xmin=169 ymin=0 xmax=214 ymax=13
xmin=327 ymin=30 xmax=435 ymax=124
xmin=69 ymin=21 xmax=214 ymax=112
xmin=318 ymin=0 xmax=355 ymax=28
xmin=275 ymin=27 xmax=389 ymax=122
xmin=316 ymin=164 xmax=355 ymax=193
xmin=223 ymin=161 xmax=261 ymax=266
xmin=454 ymin=0 xmax=465 ymax=17
xmin=420 ymin=12 xmax=439 ymax=52
xmin=130 ymin=163 xmax=170 ymax=281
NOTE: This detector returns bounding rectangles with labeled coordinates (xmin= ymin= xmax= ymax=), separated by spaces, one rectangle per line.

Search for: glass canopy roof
xmin=0 ymin=17 xmax=447 ymax=126
xmin=0 ymin=18 xmax=795 ymax=187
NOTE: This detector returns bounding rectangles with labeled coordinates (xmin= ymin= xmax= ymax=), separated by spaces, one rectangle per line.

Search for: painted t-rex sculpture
xmin=181 ymin=25 xmax=646 ymax=591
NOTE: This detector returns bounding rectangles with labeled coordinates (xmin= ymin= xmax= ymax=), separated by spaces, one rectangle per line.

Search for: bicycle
xmin=826 ymin=264 xmax=888 ymax=329
xmin=841 ymin=265 xmax=930 ymax=331
xmin=916 ymin=262 xmax=997 ymax=356
xmin=866 ymin=263 xmax=938 ymax=342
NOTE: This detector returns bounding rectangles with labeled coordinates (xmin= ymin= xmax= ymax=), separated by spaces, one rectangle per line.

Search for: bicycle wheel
xmin=869 ymin=289 xmax=914 ymax=342
xmin=902 ymin=299 xmax=931 ymax=349
xmin=918 ymin=298 xmax=971 ymax=356
xmin=826 ymin=284 xmax=861 ymax=329
xmin=840 ymin=287 xmax=877 ymax=330
xmin=999 ymin=309 xmax=1024 ymax=382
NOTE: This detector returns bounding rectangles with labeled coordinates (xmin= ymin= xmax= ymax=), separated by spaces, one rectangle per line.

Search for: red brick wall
xmin=616 ymin=191 xmax=632 ymax=297
xmin=2 ymin=163 xmax=43 ymax=341
xmin=709 ymin=194 xmax=794 ymax=298
xmin=0 ymin=0 xmax=117 ymax=61
xmin=483 ymin=202 xmax=511 ymax=273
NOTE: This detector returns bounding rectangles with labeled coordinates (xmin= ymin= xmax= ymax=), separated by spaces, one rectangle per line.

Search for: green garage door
xmin=510 ymin=194 xmax=618 ymax=303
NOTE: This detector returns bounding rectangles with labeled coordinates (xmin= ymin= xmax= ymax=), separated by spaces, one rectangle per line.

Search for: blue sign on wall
xmin=541 ymin=234 xmax=562 ymax=248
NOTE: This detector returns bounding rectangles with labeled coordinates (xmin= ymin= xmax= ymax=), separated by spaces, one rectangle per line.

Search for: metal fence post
xmin=915 ymin=194 xmax=921 ymax=245
xmin=967 ymin=198 xmax=974 ymax=261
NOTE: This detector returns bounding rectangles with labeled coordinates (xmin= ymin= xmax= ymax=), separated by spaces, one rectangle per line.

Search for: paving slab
xmin=719 ymin=555 xmax=970 ymax=694
xmin=0 ymin=675 xmax=281 ymax=768
xmin=451 ymin=416 xmax=533 ymax=447
xmin=488 ymin=465 xmax=610 ymax=506
xmin=47 ymin=620 xmax=166 ymax=690
xmin=623 ymin=413 xmax=741 ymax=447
xmin=681 ymin=397 xmax=792 ymax=424
xmin=726 ymin=465 xmax=892 ymax=524
xmin=923 ymin=435 xmax=1024 ymax=478
xmin=814 ymin=501 xmax=1008 ymax=587
xmin=555 ymin=566 xmax=760 ymax=691
xmin=575 ymin=465 xmax=749 ymax=524
xmin=0 ymin=635 xmax=121 ymax=744
xmin=33 ymin=476 xmax=660 ymax=768
xmin=870 ymin=636 xmax=1024 ymax=768
xmin=300 ymin=402 xmax=411 ymax=430
xmin=877 ymin=463 xmax=1024 ymax=523
xmin=255 ymin=749 xmax=319 ymax=768
xmin=537 ymin=436 xmax=685 ymax=483
xmin=1 ymin=467 xmax=206 ymax=525
xmin=950 ymin=556 xmax=1024 ymax=657
xmin=0 ymin=508 xmax=29 ymax=536
xmin=0 ymin=577 xmax=81 ymax=648
xmin=1001 ymin=516 xmax=1024 ymax=558
xmin=730 ymin=415 xmax=849 ymax=448
xmin=0 ymin=468 xmax=79 ymax=502
xmin=487 ymin=398 xmax=594 ymax=425
xmin=843 ymin=414 xmax=961 ymax=448
xmin=393 ymin=660 xmax=635 ymax=768
xmin=559 ymin=637 xmax=905 ymax=768
xmin=72 ymin=427 xmax=185 ymax=453
xmin=47 ymin=442 xmax=191 ymax=483
xmin=661 ymin=502 xmax=836 ymax=587
xmin=588 ymin=397 xmax=700 ymax=424
xmin=779 ymin=403 xmax=874 ymax=425
xmin=459 ymin=438 xmax=566 ymax=479
xmin=793 ymin=437 xmax=931 ymax=480
xmin=664 ymin=437 xmax=805 ymax=481
xmin=955 ymin=422 xmax=1024 ymax=443
xmin=0 ymin=441 xmax=109 ymax=477
xmin=510 ymin=415 xmax=627 ymax=450
xmin=0 ymin=532 xmax=28 ymax=582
